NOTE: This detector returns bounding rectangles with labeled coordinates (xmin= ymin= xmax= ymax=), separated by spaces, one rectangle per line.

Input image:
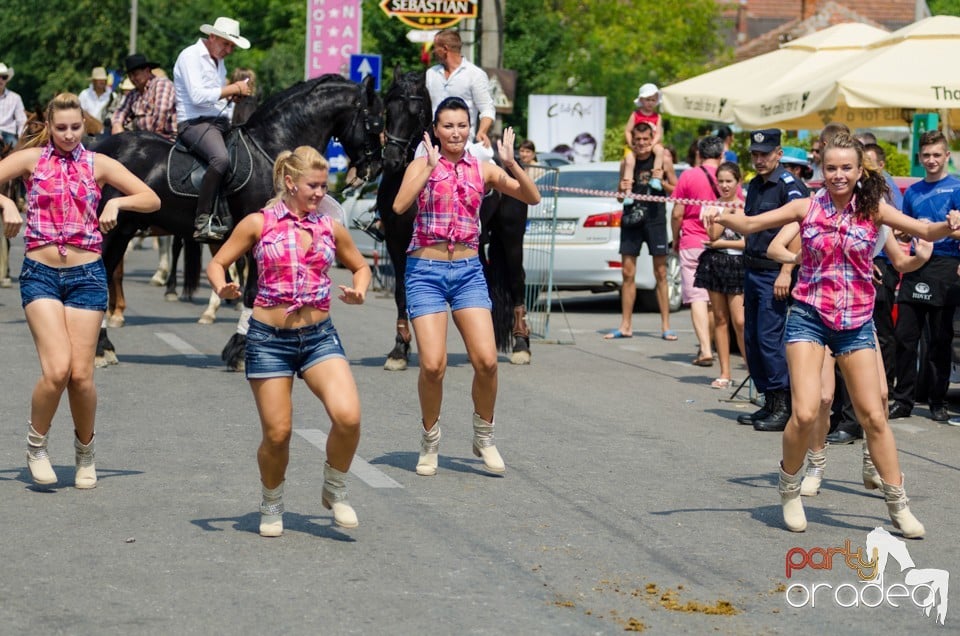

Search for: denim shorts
xmin=405 ymin=256 xmax=492 ymax=320
xmin=785 ymin=301 xmax=876 ymax=356
xmin=244 ymin=317 xmax=346 ymax=380
xmin=19 ymin=258 xmax=108 ymax=311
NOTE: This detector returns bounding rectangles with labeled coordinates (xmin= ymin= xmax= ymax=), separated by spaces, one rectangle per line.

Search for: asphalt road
xmin=0 ymin=241 xmax=956 ymax=635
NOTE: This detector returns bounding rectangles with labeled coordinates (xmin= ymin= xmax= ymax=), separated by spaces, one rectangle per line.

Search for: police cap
xmin=749 ymin=129 xmax=781 ymax=153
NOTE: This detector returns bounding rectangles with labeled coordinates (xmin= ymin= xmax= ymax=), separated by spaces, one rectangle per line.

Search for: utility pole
xmin=129 ymin=0 xmax=138 ymax=55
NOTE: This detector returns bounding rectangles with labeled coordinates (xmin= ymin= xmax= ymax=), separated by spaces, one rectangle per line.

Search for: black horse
xmin=93 ymin=74 xmax=383 ymax=368
xmin=376 ymin=68 xmax=531 ymax=370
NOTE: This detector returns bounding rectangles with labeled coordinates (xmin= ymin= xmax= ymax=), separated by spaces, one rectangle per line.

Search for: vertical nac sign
xmin=306 ymin=0 xmax=362 ymax=79
xmin=379 ymin=0 xmax=477 ymax=29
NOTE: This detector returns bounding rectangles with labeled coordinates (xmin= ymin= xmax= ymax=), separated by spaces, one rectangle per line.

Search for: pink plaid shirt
xmin=253 ymin=200 xmax=336 ymax=315
xmin=24 ymin=144 xmax=102 ymax=256
xmin=408 ymin=153 xmax=484 ymax=253
xmin=792 ymin=190 xmax=878 ymax=330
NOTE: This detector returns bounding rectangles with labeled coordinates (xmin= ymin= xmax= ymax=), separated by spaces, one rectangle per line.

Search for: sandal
xmin=692 ymin=354 xmax=715 ymax=367
xmin=711 ymin=378 xmax=733 ymax=389
xmin=661 ymin=330 xmax=678 ymax=341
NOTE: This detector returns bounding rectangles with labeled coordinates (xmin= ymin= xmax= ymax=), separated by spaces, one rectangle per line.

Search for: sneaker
xmin=946 ymin=417 xmax=960 ymax=427
xmin=648 ymin=177 xmax=662 ymax=191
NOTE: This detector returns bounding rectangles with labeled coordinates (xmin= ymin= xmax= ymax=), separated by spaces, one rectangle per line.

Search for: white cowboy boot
xmin=779 ymin=463 xmax=807 ymax=532
xmin=881 ymin=475 xmax=925 ymax=539
xmin=416 ymin=420 xmax=441 ymax=476
xmin=861 ymin=443 xmax=883 ymax=491
xmin=74 ymin=433 xmax=97 ymax=489
xmin=472 ymin=413 xmax=505 ymax=474
xmin=800 ymin=448 xmax=826 ymax=496
xmin=27 ymin=423 xmax=57 ymax=486
xmin=322 ymin=464 xmax=358 ymax=529
xmin=259 ymin=482 xmax=284 ymax=537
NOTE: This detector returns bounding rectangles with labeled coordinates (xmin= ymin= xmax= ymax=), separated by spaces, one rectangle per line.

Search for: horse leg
xmin=0 ymin=236 xmax=10 ymax=287
xmin=164 ymin=236 xmax=183 ymax=301
xmin=221 ymin=254 xmax=257 ymax=372
xmin=510 ymin=305 xmax=531 ymax=365
xmin=107 ymin=260 xmax=126 ymax=328
xmin=95 ymin=319 xmax=118 ymax=368
xmin=198 ymin=243 xmax=230 ymax=324
xmin=150 ymin=235 xmax=171 ymax=286
xmin=181 ymin=238 xmax=201 ymax=302
xmin=383 ymin=219 xmax=412 ymax=371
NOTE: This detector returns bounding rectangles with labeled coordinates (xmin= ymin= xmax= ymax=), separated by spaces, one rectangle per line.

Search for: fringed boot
xmin=74 ymin=433 xmax=97 ymax=489
xmin=259 ymin=482 xmax=284 ymax=537
xmin=880 ymin=475 xmax=925 ymax=539
xmin=322 ymin=463 xmax=358 ymax=528
xmin=472 ymin=413 xmax=505 ymax=474
xmin=27 ymin=423 xmax=57 ymax=486
xmin=861 ymin=443 xmax=883 ymax=491
xmin=416 ymin=420 xmax=441 ymax=476
xmin=779 ymin=463 xmax=807 ymax=532
xmin=800 ymin=448 xmax=826 ymax=496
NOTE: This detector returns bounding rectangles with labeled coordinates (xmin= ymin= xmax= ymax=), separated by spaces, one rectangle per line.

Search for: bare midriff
xmin=26 ymin=244 xmax=100 ymax=268
xmin=252 ymin=304 xmax=330 ymax=329
xmin=410 ymin=242 xmax=478 ymax=260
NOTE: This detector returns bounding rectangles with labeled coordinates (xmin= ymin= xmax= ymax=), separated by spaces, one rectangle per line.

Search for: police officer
xmin=737 ymin=129 xmax=809 ymax=431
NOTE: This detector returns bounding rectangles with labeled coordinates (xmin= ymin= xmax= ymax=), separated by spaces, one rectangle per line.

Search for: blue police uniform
xmin=738 ymin=129 xmax=809 ymax=430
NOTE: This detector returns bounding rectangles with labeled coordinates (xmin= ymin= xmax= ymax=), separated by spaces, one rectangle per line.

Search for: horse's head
xmin=382 ymin=66 xmax=432 ymax=174
xmin=340 ymin=74 xmax=384 ymax=185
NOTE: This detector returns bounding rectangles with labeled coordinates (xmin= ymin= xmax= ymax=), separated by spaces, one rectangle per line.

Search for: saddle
xmin=167 ymin=129 xmax=254 ymax=199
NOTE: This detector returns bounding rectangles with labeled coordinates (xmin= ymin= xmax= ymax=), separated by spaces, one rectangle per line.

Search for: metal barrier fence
xmin=523 ymin=165 xmax=573 ymax=344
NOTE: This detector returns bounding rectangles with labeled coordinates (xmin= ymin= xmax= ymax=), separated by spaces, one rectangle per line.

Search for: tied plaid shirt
xmin=111 ymin=76 xmax=177 ymax=140
xmin=24 ymin=144 xmax=102 ymax=256
xmin=409 ymin=153 xmax=484 ymax=253
xmin=253 ymin=201 xmax=337 ymax=315
xmin=792 ymin=190 xmax=879 ymax=330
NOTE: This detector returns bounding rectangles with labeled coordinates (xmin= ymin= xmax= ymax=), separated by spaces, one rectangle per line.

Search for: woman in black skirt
xmin=695 ymin=161 xmax=745 ymax=388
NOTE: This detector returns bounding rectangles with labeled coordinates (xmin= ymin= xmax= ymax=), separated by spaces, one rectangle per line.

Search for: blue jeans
xmin=405 ymin=256 xmax=492 ymax=319
xmin=19 ymin=258 xmax=108 ymax=311
xmin=786 ymin=301 xmax=876 ymax=356
xmin=244 ymin=317 xmax=346 ymax=380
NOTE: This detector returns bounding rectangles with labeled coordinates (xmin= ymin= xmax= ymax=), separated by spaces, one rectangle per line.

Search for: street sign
xmin=379 ymin=0 xmax=476 ymax=29
xmin=305 ymin=0 xmax=361 ymax=80
xmin=325 ymin=138 xmax=348 ymax=174
xmin=349 ymin=53 xmax=382 ymax=91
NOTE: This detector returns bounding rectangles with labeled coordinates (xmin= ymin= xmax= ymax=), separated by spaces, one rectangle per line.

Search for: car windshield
xmin=536 ymin=171 xmax=616 ymax=197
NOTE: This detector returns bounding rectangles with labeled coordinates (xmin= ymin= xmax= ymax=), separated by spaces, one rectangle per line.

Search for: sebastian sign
xmin=379 ymin=0 xmax=477 ymax=29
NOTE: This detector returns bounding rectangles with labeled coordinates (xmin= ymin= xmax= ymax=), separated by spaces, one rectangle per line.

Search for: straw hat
xmin=90 ymin=67 xmax=108 ymax=81
xmin=0 ymin=63 xmax=14 ymax=79
xmin=119 ymin=77 xmax=135 ymax=92
xmin=200 ymin=17 xmax=250 ymax=50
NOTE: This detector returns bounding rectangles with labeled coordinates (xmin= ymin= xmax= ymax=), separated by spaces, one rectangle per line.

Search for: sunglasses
xmin=0 ymin=75 xmax=8 ymax=81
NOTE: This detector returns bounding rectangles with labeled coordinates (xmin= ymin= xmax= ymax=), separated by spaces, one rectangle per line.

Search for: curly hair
xmin=823 ymin=133 xmax=888 ymax=221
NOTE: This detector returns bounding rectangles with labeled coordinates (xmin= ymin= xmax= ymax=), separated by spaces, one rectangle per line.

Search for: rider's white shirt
xmin=173 ymin=39 xmax=234 ymax=122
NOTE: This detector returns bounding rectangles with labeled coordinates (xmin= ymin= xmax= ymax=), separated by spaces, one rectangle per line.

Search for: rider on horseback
xmin=173 ymin=16 xmax=253 ymax=243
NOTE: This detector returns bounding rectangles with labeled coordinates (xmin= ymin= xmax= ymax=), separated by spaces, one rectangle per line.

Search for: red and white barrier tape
xmin=546 ymin=185 xmax=744 ymax=208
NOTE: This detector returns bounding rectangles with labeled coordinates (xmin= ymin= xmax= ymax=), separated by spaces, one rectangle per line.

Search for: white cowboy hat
xmin=0 ymin=63 xmax=14 ymax=79
xmin=200 ymin=17 xmax=250 ymax=50
xmin=90 ymin=67 xmax=109 ymax=81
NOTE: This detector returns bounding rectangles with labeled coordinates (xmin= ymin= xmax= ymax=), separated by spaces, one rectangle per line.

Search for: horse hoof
xmin=227 ymin=360 xmax=244 ymax=372
xmin=164 ymin=292 xmax=179 ymax=302
xmin=105 ymin=350 xmax=119 ymax=365
xmin=107 ymin=315 xmax=125 ymax=329
xmin=150 ymin=270 xmax=169 ymax=286
xmin=510 ymin=350 xmax=531 ymax=365
xmin=198 ymin=313 xmax=215 ymax=325
xmin=0 ymin=277 xmax=11 ymax=288
xmin=384 ymin=357 xmax=408 ymax=371
xmin=94 ymin=356 xmax=109 ymax=369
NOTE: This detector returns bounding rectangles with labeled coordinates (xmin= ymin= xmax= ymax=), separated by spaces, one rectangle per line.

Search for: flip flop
xmin=692 ymin=355 xmax=715 ymax=367
xmin=661 ymin=330 xmax=678 ymax=341
xmin=711 ymin=378 xmax=733 ymax=389
xmin=603 ymin=330 xmax=633 ymax=340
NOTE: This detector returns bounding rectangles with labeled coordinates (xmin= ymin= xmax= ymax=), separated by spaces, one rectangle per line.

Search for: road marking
xmin=296 ymin=429 xmax=403 ymax=489
xmin=155 ymin=332 xmax=206 ymax=358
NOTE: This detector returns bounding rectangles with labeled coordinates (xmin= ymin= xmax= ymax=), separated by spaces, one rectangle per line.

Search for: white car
xmin=524 ymin=161 xmax=684 ymax=312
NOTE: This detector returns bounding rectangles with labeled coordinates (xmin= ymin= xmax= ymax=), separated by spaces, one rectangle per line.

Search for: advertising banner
xmin=527 ymin=95 xmax=606 ymax=163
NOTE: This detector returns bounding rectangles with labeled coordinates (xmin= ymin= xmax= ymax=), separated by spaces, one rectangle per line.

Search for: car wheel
xmin=666 ymin=252 xmax=682 ymax=313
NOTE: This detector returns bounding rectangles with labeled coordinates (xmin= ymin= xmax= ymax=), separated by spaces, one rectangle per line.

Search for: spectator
xmin=78 ymin=66 xmax=113 ymax=124
xmin=673 ymin=135 xmax=725 ymax=366
xmin=229 ymin=67 xmax=259 ymax=126
xmin=605 ymin=122 xmax=677 ymax=341
xmin=889 ymin=130 xmax=960 ymax=423
xmin=622 ymin=84 xmax=665 ymax=189
xmin=780 ymin=146 xmax=813 ymax=183
xmin=111 ymin=54 xmax=177 ymax=141
xmin=694 ymin=161 xmax=746 ymax=388
xmin=0 ymin=62 xmax=26 ymax=148
xmin=717 ymin=125 xmax=738 ymax=163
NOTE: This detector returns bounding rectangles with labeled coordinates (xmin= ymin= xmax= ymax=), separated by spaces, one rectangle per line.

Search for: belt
xmin=743 ymin=255 xmax=781 ymax=271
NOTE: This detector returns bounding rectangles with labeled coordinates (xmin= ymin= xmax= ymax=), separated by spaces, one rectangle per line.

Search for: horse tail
xmin=183 ymin=239 xmax=202 ymax=298
xmin=484 ymin=228 xmax=515 ymax=353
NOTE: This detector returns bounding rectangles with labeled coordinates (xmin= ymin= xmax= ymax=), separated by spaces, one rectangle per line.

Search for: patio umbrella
xmin=660 ymin=22 xmax=889 ymax=126
xmin=837 ymin=15 xmax=960 ymax=128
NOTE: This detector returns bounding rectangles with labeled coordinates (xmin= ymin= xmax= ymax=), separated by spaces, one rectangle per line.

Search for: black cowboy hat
xmin=124 ymin=53 xmax=160 ymax=74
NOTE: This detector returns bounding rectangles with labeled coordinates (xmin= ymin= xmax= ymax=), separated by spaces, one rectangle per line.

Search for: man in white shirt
xmin=173 ymin=16 xmax=253 ymax=241
xmin=0 ymin=62 xmax=26 ymax=148
xmin=425 ymin=29 xmax=496 ymax=149
xmin=79 ymin=67 xmax=113 ymax=123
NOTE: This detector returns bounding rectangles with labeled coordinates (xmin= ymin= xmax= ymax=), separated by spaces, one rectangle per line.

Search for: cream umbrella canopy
xmin=660 ymin=23 xmax=889 ymax=125
xmin=837 ymin=15 xmax=960 ymax=129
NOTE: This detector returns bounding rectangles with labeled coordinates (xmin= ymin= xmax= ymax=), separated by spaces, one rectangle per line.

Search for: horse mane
xmin=385 ymin=71 xmax=426 ymax=100
xmin=242 ymin=74 xmax=355 ymax=129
